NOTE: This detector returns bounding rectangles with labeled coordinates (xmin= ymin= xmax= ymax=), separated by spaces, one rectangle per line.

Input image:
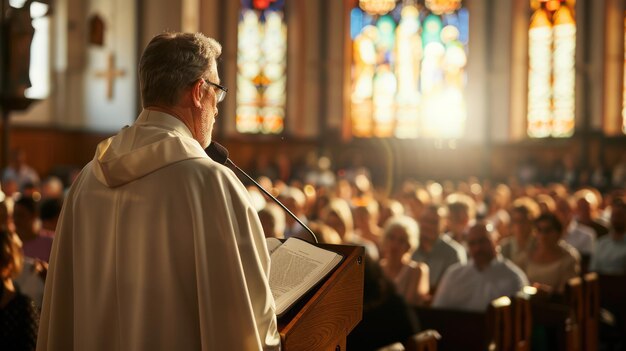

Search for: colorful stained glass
xmin=236 ymin=0 xmax=286 ymax=134
xmin=528 ymin=6 xmax=553 ymax=137
xmin=350 ymin=1 xmax=469 ymax=139
xmin=527 ymin=0 xmax=576 ymax=138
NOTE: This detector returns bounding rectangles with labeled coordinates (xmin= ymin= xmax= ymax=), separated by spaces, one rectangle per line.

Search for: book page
xmin=269 ymin=238 xmax=342 ymax=316
xmin=271 ymin=249 xmax=320 ymax=299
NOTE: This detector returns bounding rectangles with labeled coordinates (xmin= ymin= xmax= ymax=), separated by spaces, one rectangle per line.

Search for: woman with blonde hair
xmin=321 ymin=198 xmax=380 ymax=260
xmin=380 ymin=215 xmax=429 ymax=306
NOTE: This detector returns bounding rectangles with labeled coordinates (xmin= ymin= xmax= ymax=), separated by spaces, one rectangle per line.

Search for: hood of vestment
xmin=92 ymin=109 xmax=208 ymax=187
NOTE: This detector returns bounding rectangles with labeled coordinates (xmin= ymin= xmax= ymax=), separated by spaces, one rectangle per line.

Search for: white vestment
xmin=37 ymin=110 xmax=280 ymax=350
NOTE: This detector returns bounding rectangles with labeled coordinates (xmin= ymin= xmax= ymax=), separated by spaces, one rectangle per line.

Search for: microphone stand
xmin=225 ymin=159 xmax=319 ymax=244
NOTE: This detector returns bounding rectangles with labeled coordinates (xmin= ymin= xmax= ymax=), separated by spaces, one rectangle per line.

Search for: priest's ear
xmin=190 ymin=79 xmax=206 ymax=108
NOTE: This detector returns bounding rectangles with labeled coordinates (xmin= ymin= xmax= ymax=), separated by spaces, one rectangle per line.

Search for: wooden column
xmin=1 ymin=0 xmax=8 ymax=170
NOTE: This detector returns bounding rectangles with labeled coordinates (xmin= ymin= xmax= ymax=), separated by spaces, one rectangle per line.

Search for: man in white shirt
xmin=37 ymin=33 xmax=280 ymax=351
xmin=590 ymin=200 xmax=626 ymax=274
xmin=433 ymin=223 xmax=528 ymax=312
xmin=555 ymin=197 xmax=596 ymax=256
xmin=412 ymin=205 xmax=467 ymax=292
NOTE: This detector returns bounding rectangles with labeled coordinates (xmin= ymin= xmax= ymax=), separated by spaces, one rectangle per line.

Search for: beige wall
xmin=11 ymin=0 xmax=137 ymax=132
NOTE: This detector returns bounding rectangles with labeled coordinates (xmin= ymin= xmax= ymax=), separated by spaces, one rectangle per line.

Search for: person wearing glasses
xmin=37 ymin=32 xmax=280 ymax=351
xmin=523 ymin=213 xmax=580 ymax=296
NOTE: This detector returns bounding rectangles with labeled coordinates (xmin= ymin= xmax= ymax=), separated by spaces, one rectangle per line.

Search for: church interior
xmin=2 ymin=0 xmax=626 ymax=350
xmin=1 ymin=0 xmax=624 ymax=184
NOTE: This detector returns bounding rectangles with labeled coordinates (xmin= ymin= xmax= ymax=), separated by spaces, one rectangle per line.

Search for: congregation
xmin=1 ymin=147 xmax=626 ymax=350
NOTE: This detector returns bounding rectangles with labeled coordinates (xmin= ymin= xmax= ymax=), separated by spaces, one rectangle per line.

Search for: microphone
xmin=205 ymin=141 xmax=229 ymax=165
xmin=205 ymin=142 xmax=319 ymax=243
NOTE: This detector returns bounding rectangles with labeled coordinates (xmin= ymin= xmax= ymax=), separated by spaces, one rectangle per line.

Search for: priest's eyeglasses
xmin=203 ymin=79 xmax=228 ymax=103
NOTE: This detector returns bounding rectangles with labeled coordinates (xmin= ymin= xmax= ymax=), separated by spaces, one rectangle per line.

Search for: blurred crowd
xmin=1 ymin=147 xmax=626 ymax=350
xmin=249 ymin=151 xmax=626 ymax=350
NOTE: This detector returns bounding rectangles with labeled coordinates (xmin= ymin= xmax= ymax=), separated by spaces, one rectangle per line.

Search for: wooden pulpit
xmin=278 ymin=244 xmax=365 ymax=351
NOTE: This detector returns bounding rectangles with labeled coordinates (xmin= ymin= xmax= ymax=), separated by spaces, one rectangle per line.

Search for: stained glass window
xmin=236 ymin=0 xmax=287 ymax=134
xmin=350 ymin=0 xmax=468 ymax=139
xmin=527 ymin=0 xmax=576 ymax=138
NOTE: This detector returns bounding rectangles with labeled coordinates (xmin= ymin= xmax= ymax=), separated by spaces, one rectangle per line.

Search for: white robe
xmin=37 ymin=110 xmax=280 ymax=350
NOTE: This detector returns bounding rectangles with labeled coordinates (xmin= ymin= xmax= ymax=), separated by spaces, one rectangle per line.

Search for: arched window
xmin=349 ymin=0 xmax=468 ymax=139
xmin=527 ymin=0 xmax=576 ymax=138
xmin=236 ymin=0 xmax=287 ymax=134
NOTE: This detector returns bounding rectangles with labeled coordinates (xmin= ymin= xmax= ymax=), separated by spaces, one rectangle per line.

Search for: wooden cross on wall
xmin=94 ymin=53 xmax=126 ymax=100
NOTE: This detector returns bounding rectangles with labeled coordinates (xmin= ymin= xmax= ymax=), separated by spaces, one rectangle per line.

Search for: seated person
xmin=555 ymin=197 xmax=596 ymax=256
xmin=353 ymin=202 xmax=383 ymax=252
xmin=321 ymin=198 xmax=379 ymax=260
xmin=444 ymin=194 xmax=476 ymax=247
xmin=590 ymin=199 xmax=626 ymax=274
xmin=432 ymin=223 xmax=528 ymax=312
xmin=40 ymin=176 xmax=65 ymax=200
xmin=412 ymin=204 xmax=466 ymax=293
xmin=347 ymin=259 xmax=421 ymax=351
xmin=13 ymin=196 xmax=53 ymax=262
xmin=500 ymin=198 xmax=539 ymax=268
xmin=13 ymin=255 xmax=46 ymax=311
xmin=2 ymin=149 xmax=40 ymax=193
xmin=278 ymin=187 xmax=309 ymax=239
xmin=524 ymin=213 xmax=580 ymax=295
xmin=380 ymin=215 xmax=429 ymax=306
xmin=258 ymin=203 xmax=286 ymax=239
xmin=376 ymin=198 xmax=404 ymax=229
xmin=306 ymin=221 xmax=342 ymax=245
xmin=0 ymin=230 xmax=39 ymax=350
xmin=574 ymin=189 xmax=609 ymax=238
xmin=39 ymin=197 xmax=63 ymax=238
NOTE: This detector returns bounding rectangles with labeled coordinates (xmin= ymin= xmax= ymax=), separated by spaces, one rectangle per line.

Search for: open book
xmin=266 ymin=237 xmax=343 ymax=317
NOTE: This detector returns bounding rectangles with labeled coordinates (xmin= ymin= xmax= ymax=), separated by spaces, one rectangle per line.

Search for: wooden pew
xmin=488 ymin=297 xmax=513 ymax=351
xmin=526 ymin=277 xmax=587 ymax=351
xmin=583 ymin=273 xmax=599 ymax=351
xmin=414 ymin=297 xmax=512 ymax=351
xmin=512 ymin=291 xmax=532 ymax=351
xmin=414 ymin=330 xmax=440 ymax=351
xmin=564 ymin=277 xmax=584 ymax=351
xmin=375 ymin=329 xmax=440 ymax=351
xmin=597 ymin=274 xmax=626 ymax=348
xmin=414 ymin=307 xmax=487 ymax=351
xmin=529 ymin=298 xmax=573 ymax=351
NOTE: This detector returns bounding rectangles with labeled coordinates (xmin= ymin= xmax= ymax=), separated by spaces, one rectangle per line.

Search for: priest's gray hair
xmin=139 ymin=32 xmax=222 ymax=107
xmin=383 ymin=215 xmax=420 ymax=253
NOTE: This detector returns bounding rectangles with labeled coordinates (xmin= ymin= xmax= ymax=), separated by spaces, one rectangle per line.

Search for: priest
xmin=37 ymin=32 xmax=281 ymax=350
